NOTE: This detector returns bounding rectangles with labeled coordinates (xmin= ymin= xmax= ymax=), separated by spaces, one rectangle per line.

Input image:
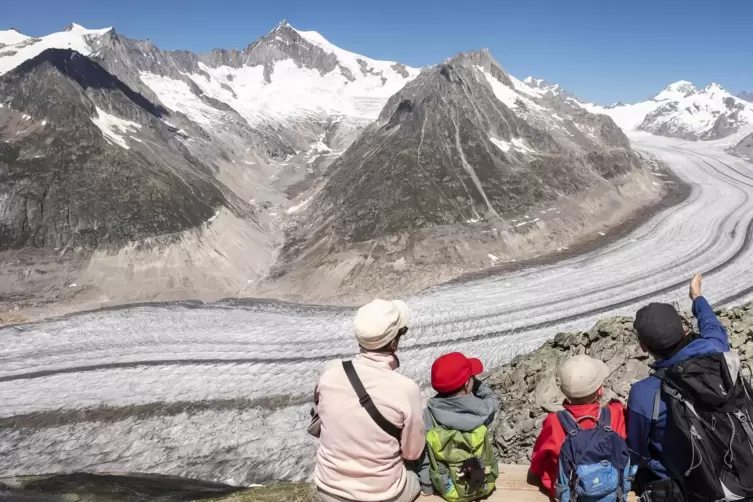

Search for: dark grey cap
xmin=633 ymin=302 xmax=685 ymax=356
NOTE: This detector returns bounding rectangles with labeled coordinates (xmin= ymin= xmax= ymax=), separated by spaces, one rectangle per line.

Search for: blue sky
xmin=5 ymin=0 xmax=751 ymax=104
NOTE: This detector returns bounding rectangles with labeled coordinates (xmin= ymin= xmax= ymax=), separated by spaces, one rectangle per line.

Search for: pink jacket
xmin=314 ymin=351 xmax=425 ymax=501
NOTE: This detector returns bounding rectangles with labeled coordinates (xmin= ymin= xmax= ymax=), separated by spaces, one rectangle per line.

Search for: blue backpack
xmin=555 ymin=407 xmax=636 ymax=502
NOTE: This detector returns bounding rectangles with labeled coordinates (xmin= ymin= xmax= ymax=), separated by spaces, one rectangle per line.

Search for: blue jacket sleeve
xmin=626 ymin=388 xmax=653 ymax=467
xmin=692 ymin=296 xmax=729 ymax=350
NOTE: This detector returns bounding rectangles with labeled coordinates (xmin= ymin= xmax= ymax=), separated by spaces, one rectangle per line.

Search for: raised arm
xmin=689 ymin=273 xmax=729 ymax=350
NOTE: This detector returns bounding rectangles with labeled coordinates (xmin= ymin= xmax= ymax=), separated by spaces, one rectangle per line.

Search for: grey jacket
xmin=418 ymin=381 xmax=499 ymax=494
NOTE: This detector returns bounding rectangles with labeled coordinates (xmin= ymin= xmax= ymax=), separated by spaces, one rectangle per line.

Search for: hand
xmin=689 ymin=273 xmax=702 ymax=301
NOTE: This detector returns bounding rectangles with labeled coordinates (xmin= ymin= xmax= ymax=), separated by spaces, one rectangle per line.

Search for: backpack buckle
xmin=735 ymin=410 xmax=748 ymax=423
xmin=359 ymin=394 xmax=373 ymax=407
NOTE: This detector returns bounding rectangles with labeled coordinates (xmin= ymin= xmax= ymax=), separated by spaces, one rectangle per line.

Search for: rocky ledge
xmin=487 ymin=301 xmax=753 ymax=464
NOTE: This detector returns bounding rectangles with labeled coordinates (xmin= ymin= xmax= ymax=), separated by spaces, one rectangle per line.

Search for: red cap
xmin=431 ymin=352 xmax=484 ymax=393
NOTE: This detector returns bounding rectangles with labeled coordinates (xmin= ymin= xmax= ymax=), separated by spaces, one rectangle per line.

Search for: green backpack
xmin=426 ymin=416 xmax=498 ymax=502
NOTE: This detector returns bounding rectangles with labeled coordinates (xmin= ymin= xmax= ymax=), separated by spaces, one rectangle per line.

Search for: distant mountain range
xmin=0 ymin=21 xmax=733 ymax=305
xmin=738 ymin=91 xmax=753 ymax=103
xmin=577 ymin=80 xmax=753 ymax=141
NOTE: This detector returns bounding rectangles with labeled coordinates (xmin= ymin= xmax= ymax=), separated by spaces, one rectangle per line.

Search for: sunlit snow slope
xmin=138 ymin=21 xmax=420 ymax=132
xmin=0 ymin=24 xmax=112 ymax=75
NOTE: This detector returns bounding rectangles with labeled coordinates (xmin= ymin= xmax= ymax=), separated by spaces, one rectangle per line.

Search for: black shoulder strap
xmin=342 ymin=361 xmax=402 ymax=442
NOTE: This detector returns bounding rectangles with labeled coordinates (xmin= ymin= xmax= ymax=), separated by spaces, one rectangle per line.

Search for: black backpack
xmin=653 ymin=352 xmax=753 ymax=502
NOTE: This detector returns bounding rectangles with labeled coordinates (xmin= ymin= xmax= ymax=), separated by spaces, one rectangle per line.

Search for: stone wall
xmin=487 ymin=302 xmax=753 ymax=464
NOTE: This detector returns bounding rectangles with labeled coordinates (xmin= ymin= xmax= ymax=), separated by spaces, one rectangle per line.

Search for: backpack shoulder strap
xmin=650 ymin=368 xmax=669 ymax=423
xmin=652 ymin=386 xmax=662 ymax=423
xmin=556 ymin=410 xmax=580 ymax=436
xmin=598 ymin=406 xmax=612 ymax=429
xmin=342 ymin=360 xmax=402 ymax=442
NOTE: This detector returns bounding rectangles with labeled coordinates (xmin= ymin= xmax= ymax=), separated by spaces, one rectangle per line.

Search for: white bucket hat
xmin=353 ymin=299 xmax=409 ymax=350
xmin=558 ymin=354 xmax=610 ymax=399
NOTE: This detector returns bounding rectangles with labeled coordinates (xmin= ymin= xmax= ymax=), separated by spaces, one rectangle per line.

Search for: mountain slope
xmin=584 ymin=81 xmax=753 ymax=140
xmin=0 ymin=48 xmax=236 ymax=249
xmin=732 ymin=133 xmax=753 ymax=162
xmin=263 ymin=51 xmax=663 ymax=303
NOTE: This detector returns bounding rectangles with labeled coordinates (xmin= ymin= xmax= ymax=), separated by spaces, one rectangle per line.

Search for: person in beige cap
xmin=313 ymin=299 xmax=425 ymax=502
xmin=529 ymin=355 xmax=627 ymax=498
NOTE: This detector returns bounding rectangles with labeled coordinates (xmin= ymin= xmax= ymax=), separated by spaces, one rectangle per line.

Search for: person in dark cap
xmin=626 ymin=273 xmax=729 ymax=501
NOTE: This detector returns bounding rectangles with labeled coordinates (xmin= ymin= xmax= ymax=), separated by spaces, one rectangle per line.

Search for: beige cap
xmin=353 ymin=299 xmax=409 ymax=350
xmin=558 ymin=355 xmax=610 ymax=399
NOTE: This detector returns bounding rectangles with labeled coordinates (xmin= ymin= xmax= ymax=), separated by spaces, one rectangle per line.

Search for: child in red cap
xmin=419 ymin=352 xmax=499 ymax=498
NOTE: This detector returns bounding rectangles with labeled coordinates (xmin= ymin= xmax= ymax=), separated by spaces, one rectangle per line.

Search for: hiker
xmin=627 ymin=273 xmax=753 ymax=502
xmin=529 ymin=354 xmax=633 ymax=501
xmin=419 ymin=352 xmax=499 ymax=500
xmin=311 ymin=299 xmax=425 ymax=502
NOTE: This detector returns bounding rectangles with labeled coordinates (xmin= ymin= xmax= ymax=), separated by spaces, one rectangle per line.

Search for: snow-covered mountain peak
xmin=0 ymin=28 xmax=31 ymax=46
xmin=291 ymin=23 xmax=416 ymax=82
xmin=0 ymin=23 xmax=112 ymax=76
xmin=654 ymin=80 xmax=697 ymax=100
xmin=63 ymin=23 xmax=113 ymax=36
xmin=702 ymin=82 xmax=726 ymax=95
xmin=521 ymin=76 xmax=563 ymax=96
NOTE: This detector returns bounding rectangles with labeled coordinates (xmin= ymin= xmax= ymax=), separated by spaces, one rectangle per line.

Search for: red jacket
xmin=529 ymin=400 xmax=627 ymax=498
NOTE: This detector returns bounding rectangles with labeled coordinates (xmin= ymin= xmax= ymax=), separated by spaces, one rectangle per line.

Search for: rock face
xmin=732 ymin=133 xmax=753 ymax=163
xmin=0 ymin=49 xmax=236 ymax=250
xmin=264 ymin=50 xmax=659 ymax=303
xmin=590 ymin=81 xmax=753 ymax=141
xmin=486 ymin=302 xmax=753 ymax=464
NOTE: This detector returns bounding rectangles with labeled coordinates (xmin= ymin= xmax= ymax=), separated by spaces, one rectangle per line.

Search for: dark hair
xmin=369 ymin=327 xmax=408 ymax=353
xmin=435 ymin=377 xmax=472 ymax=398
xmin=567 ymin=389 xmax=601 ymax=406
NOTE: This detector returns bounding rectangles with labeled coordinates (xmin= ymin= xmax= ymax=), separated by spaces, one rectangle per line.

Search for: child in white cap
xmin=529 ymin=355 xmax=627 ymax=498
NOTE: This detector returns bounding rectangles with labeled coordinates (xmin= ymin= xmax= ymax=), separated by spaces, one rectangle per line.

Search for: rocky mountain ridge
xmin=732 ymin=132 xmax=753 ymax=162
xmin=262 ymin=49 xmax=664 ymax=303
xmin=488 ymin=301 xmax=753 ymax=464
xmin=0 ymin=48 xmax=236 ymax=250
